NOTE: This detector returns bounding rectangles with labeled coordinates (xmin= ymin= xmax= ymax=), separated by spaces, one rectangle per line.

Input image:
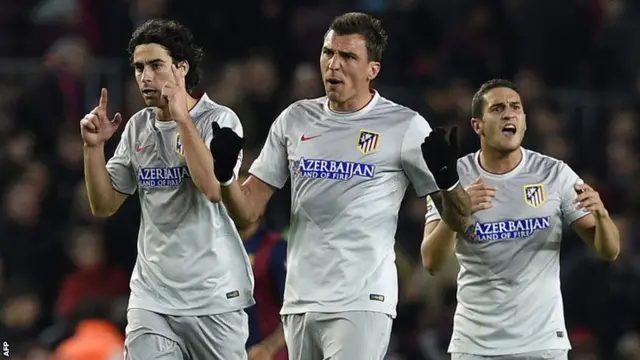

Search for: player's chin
xmin=498 ymin=139 xmax=522 ymax=152
xmin=325 ymin=90 xmax=343 ymax=102
xmin=142 ymin=98 xmax=162 ymax=107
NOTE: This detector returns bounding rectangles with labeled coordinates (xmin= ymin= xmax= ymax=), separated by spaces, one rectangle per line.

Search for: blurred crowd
xmin=1 ymin=0 xmax=639 ymax=359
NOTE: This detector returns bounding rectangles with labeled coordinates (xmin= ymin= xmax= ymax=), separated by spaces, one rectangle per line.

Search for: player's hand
xmin=421 ymin=126 xmax=460 ymax=190
xmin=210 ymin=122 xmax=244 ymax=183
xmin=574 ymin=183 xmax=608 ymax=217
xmin=161 ymin=64 xmax=190 ymax=123
xmin=80 ymin=88 xmax=123 ymax=147
xmin=247 ymin=343 xmax=275 ymax=360
xmin=466 ymin=177 xmax=496 ymax=213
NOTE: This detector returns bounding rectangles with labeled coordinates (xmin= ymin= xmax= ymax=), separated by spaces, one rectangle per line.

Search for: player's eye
xmin=151 ymin=63 xmax=162 ymax=70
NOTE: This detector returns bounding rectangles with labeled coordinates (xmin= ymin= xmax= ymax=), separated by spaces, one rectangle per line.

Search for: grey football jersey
xmin=425 ymin=148 xmax=589 ymax=355
xmin=249 ymin=91 xmax=439 ymax=317
xmin=106 ymin=94 xmax=254 ymax=316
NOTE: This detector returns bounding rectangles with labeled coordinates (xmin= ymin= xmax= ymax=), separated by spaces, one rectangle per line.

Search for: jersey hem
xmin=248 ymin=170 xmax=285 ymax=190
xmin=111 ymin=185 xmax=135 ymax=196
xmin=128 ymin=298 xmax=255 ymax=317
xmin=280 ymin=305 xmax=397 ymax=319
xmin=447 ymin=344 xmax=571 ymax=356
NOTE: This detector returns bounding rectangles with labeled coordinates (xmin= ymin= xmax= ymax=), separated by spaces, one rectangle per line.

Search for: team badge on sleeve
xmin=523 ymin=184 xmax=546 ymax=208
xmin=175 ymin=133 xmax=184 ymax=156
xmin=357 ymin=129 xmax=380 ymax=154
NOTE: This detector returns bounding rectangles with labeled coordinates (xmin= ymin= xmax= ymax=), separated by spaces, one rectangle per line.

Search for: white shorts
xmin=125 ymin=308 xmax=248 ymax=360
xmin=282 ymin=311 xmax=392 ymax=360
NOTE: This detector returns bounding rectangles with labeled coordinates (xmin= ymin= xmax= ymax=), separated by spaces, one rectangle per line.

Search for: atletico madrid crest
xmin=357 ymin=129 xmax=380 ymax=155
xmin=523 ymin=184 xmax=546 ymax=208
xmin=175 ymin=133 xmax=184 ymax=156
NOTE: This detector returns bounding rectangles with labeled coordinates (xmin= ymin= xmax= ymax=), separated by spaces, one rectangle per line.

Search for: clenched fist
xmin=80 ymin=88 xmax=122 ymax=147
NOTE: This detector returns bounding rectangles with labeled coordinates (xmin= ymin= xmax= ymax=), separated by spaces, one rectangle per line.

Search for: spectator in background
xmin=0 ymin=280 xmax=43 ymax=348
xmin=56 ymin=227 xmax=128 ymax=318
xmin=53 ymin=300 xmax=124 ymax=360
xmin=13 ymin=35 xmax=91 ymax=157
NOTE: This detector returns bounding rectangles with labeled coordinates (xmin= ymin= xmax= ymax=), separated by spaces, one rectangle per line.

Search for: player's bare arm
xmin=248 ymin=323 xmax=286 ymax=360
xmin=570 ymin=183 xmax=620 ymax=261
xmin=163 ymin=64 xmax=221 ymax=202
xmin=421 ymin=218 xmax=456 ymax=275
xmin=221 ymin=176 xmax=276 ymax=229
xmin=440 ymin=184 xmax=472 ymax=234
xmin=421 ymin=178 xmax=495 ymax=273
xmin=81 ymin=88 xmax=128 ymax=217
xmin=421 ymin=126 xmax=472 ymax=233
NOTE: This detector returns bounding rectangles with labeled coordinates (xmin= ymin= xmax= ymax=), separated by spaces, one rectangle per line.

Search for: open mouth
xmin=501 ymin=124 xmax=517 ymax=135
xmin=142 ymin=89 xmax=158 ymax=96
xmin=326 ymin=78 xmax=343 ymax=86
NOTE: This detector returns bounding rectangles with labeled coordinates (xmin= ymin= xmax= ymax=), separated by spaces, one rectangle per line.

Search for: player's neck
xmin=479 ymin=147 xmax=523 ymax=175
xmin=329 ymin=90 xmax=374 ymax=112
xmin=155 ymin=94 xmax=198 ymax=121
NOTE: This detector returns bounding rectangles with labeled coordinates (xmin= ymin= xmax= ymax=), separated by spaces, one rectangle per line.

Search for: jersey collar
xmin=475 ymin=147 xmax=526 ymax=179
xmin=322 ymin=90 xmax=380 ymax=120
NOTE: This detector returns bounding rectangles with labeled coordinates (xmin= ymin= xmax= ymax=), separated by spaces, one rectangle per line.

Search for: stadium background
xmin=1 ymin=0 xmax=640 ymax=359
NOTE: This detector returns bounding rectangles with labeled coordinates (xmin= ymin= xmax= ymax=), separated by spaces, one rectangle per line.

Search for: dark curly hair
xmin=127 ymin=19 xmax=204 ymax=91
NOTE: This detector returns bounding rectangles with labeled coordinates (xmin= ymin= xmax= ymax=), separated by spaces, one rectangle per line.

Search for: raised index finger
xmin=172 ymin=64 xmax=186 ymax=90
xmin=99 ymin=88 xmax=108 ymax=110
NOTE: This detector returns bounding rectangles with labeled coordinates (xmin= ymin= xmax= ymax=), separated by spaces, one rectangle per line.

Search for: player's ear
xmin=471 ymin=117 xmax=483 ymax=136
xmin=176 ymin=60 xmax=189 ymax=77
xmin=367 ymin=61 xmax=380 ymax=81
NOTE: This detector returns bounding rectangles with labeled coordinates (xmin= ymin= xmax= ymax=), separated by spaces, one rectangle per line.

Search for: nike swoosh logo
xmin=136 ymin=144 xmax=152 ymax=152
xmin=300 ymin=134 xmax=321 ymax=141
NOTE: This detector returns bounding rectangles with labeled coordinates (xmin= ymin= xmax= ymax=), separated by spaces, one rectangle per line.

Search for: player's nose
xmin=326 ymin=54 xmax=341 ymax=70
xmin=501 ymin=111 xmax=516 ymax=121
xmin=141 ymin=68 xmax=154 ymax=83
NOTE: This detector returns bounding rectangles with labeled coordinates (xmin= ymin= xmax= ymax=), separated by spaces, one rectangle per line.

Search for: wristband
xmin=220 ymin=177 xmax=234 ymax=187
xmin=442 ymin=180 xmax=460 ymax=192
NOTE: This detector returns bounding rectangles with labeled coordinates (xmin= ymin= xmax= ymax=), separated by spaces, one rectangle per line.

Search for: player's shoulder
xmin=124 ymin=107 xmax=155 ymax=133
xmin=523 ymin=148 xmax=571 ymax=175
xmin=374 ymin=94 xmax=423 ymax=122
xmin=286 ymin=97 xmax=325 ymax=116
xmin=194 ymin=94 xmax=241 ymax=128
xmin=270 ymin=97 xmax=326 ymax=129
xmin=456 ymin=151 xmax=478 ymax=174
xmin=128 ymin=107 xmax=154 ymax=123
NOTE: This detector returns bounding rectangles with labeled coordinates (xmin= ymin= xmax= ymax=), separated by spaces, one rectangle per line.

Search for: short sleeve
xmin=558 ymin=163 xmax=590 ymax=225
xmin=205 ymin=108 xmax=244 ymax=178
xmin=401 ymin=115 xmax=440 ymax=197
xmin=248 ymin=107 xmax=290 ymax=189
xmin=106 ymin=121 xmax=137 ymax=195
xmin=424 ymin=195 xmax=442 ymax=224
